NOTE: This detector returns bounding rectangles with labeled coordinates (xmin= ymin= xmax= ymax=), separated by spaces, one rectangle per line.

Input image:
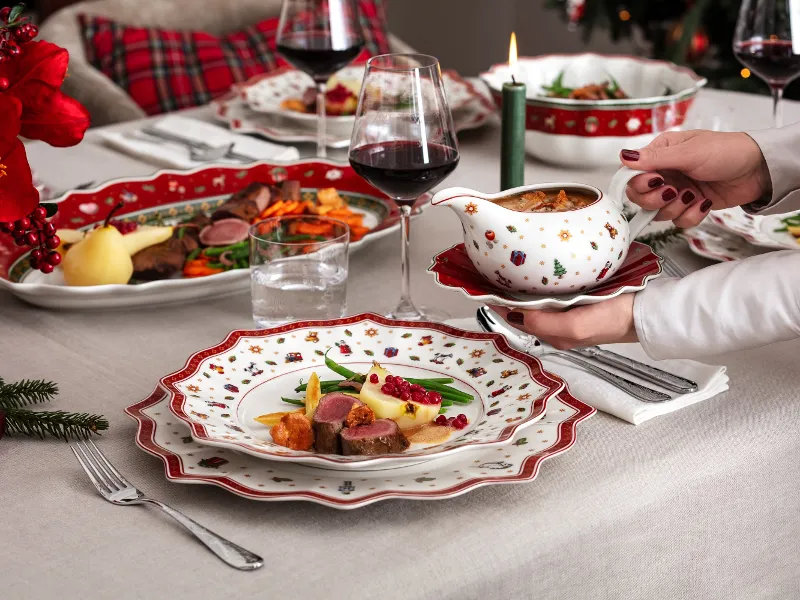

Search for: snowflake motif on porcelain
xmin=464 ymin=202 xmax=479 ymax=215
xmin=325 ymin=169 xmax=343 ymax=180
xmin=248 ymin=345 xmax=262 ymax=354
xmin=558 ymin=230 xmax=572 ymax=242
xmin=626 ymin=117 xmax=642 ymax=133
xmin=364 ymin=328 xmax=379 ymax=338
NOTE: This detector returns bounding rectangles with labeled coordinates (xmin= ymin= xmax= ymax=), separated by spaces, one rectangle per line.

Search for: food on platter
xmin=491 ymin=188 xmax=596 ymax=213
xmin=52 ymin=182 xmax=372 ymax=286
xmin=541 ymin=71 xmax=629 ymax=100
xmin=256 ymin=352 xmax=473 ymax=456
xmin=773 ymin=214 xmax=800 ymax=243
xmin=280 ymin=82 xmax=359 ymax=116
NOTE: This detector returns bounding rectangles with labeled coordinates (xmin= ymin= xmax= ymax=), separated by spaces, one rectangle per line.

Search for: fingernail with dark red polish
xmin=621 ymin=150 xmax=640 ymax=161
xmin=648 ymin=177 xmax=664 ymax=188
xmin=681 ymin=190 xmax=695 ymax=204
xmin=507 ymin=312 xmax=524 ymax=324
xmin=700 ymin=199 xmax=713 ymax=212
xmin=662 ymin=188 xmax=677 ymax=201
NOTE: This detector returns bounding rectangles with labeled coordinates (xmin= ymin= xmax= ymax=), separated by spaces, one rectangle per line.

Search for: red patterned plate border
xmin=125 ymin=383 xmax=594 ymax=508
xmin=160 ymin=313 xmax=566 ymax=466
xmin=427 ymin=241 xmax=662 ymax=309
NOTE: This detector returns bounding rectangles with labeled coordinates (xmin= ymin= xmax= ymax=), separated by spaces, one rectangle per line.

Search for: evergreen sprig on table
xmin=635 ymin=227 xmax=684 ymax=251
xmin=0 ymin=377 xmax=108 ymax=441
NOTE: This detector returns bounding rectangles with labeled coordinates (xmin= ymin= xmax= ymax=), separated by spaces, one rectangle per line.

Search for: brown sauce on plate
xmin=491 ymin=189 xmax=596 ymax=213
xmin=404 ymin=423 xmax=452 ymax=444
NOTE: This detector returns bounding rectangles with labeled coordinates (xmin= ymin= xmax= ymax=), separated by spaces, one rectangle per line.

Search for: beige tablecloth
xmin=3 ymin=89 xmax=800 ymax=600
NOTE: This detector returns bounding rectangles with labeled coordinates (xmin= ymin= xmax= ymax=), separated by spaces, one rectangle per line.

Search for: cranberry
xmin=16 ymin=217 xmax=31 ymax=230
xmin=42 ymin=222 xmax=56 ymax=236
xmin=30 ymin=248 xmax=43 ymax=261
xmin=40 ymin=262 xmax=54 ymax=274
xmin=400 ymin=391 xmax=410 ymax=401
xmin=381 ymin=383 xmax=396 ymax=396
xmin=427 ymin=391 xmax=442 ymax=404
xmin=369 ymin=373 xmax=379 ymax=384
xmin=44 ymin=235 xmax=60 ymax=249
xmin=409 ymin=384 xmax=424 ymax=393
xmin=446 ymin=417 xmax=456 ymax=426
xmin=411 ymin=391 xmax=425 ymax=403
xmin=435 ymin=415 xmax=448 ymax=426
xmin=384 ymin=375 xmax=395 ymax=384
xmin=47 ymin=251 xmax=62 ymax=266
xmin=24 ymin=231 xmax=39 ymax=246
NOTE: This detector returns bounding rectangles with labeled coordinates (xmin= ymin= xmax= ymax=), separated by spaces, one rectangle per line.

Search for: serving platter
xmin=160 ymin=314 xmax=566 ymax=470
xmin=127 ymin=383 xmax=593 ymax=509
xmin=0 ymin=160 xmax=425 ymax=310
xmin=427 ymin=241 xmax=662 ymax=310
xmin=213 ymin=77 xmax=497 ymax=148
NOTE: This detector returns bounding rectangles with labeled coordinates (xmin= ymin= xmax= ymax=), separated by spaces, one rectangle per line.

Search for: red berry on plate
xmin=40 ymin=262 xmax=55 ymax=274
xmin=435 ymin=415 xmax=448 ymax=426
xmin=369 ymin=373 xmax=379 ymax=384
xmin=47 ymin=251 xmax=62 ymax=266
xmin=42 ymin=222 xmax=56 ymax=236
xmin=428 ymin=391 xmax=442 ymax=404
xmin=400 ymin=391 xmax=410 ymax=401
xmin=44 ymin=235 xmax=60 ymax=249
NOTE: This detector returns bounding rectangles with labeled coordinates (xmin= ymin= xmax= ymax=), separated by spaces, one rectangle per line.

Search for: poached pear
xmin=359 ymin=364 xmax=441 ymax=429
xmin=62 ymin=201 xmax=134 ymax=286
xmin=121 ymin=225 xmax=174 ymax=255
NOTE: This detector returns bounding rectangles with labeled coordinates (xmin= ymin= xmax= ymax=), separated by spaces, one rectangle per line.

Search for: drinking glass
xmin=276 ymin=0 xmax=365 ymax=157
xmin=349 ymin=54 xmax=459 ymax=322
xmin=249 ymin=216 xmax=349 ymax=327
xmin=734 ymin=0 xmax=800 ymax=127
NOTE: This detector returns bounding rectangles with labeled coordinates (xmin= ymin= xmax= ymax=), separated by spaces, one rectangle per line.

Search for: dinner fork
xmin=139 ymin=127 xmax=257 ymax=162
xmin=71 ymin=439 xmax=263 ymax=571
xmin=661 ymin=255 xmax=690 ymax=278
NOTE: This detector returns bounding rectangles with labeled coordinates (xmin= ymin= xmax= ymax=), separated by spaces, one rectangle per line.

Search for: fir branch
xmin=0 ymin=379 xmax=59 ymax=409
xmin=3 ymin=408 xmax=108 ymax=441
xmin=635 ymin=227 xmax=684 ymax=251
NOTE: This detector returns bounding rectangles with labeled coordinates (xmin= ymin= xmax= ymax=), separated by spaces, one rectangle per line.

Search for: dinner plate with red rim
xmin=160 ymin=313 xmax=566 ymax=470
xmin=427 ymin=241 xmax=662 ymax=310
xmin=126 ymin=383 xmax=593 ymax=508
xmin=0 ymin=160 xmax=426 ymax=310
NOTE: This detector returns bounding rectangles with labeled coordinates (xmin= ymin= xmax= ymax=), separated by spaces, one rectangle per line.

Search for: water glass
xmin=249 ymin=216 xmax=349 ymax=328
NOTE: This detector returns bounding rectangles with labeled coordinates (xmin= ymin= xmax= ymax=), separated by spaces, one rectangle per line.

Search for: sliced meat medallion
xmin=340 ymin=419 xmax=410 ymax=456
xmin=198 ymin=218 xmax=250 ymax=246
xmin=211 ymin=182 xmax=272 ymax=222
xmin=312 ymin=393 xmax=363 ymax=454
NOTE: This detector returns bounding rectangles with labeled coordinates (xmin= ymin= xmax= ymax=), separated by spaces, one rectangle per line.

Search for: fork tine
xmin=81 ymin=441 xmax=125 ymax=491
xmin=87 ymin=439 xmax=133 ymax=489
xmin=72 ymin=444 xmax=115 ymax=494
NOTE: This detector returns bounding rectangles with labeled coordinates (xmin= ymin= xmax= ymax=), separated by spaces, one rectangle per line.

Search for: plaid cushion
xmin=79 ymin=2 xmax=390 ymax=116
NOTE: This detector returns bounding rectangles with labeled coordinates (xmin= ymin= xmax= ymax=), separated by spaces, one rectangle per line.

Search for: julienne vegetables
xmin=773 ymin=214 xmax=800 ymax=243
xmin=540 ymin=71 xmax=629 ymax=100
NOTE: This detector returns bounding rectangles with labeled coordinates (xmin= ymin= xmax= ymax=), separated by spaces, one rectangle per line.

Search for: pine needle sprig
xmin=3 ymin=408 xmax=108 ymax=441
xmin=0 ymin=379 xmax=59 ymax=409
xmin=635 ymin=227 xmax=684 ymax=252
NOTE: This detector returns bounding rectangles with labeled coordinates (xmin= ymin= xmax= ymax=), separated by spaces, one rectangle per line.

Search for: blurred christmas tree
xmin=545 ymin=0 xmax=800 ymax=99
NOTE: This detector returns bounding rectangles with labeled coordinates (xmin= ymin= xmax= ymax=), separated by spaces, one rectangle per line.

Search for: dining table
xmin=3 ymin=87 xmax=800 ymax=600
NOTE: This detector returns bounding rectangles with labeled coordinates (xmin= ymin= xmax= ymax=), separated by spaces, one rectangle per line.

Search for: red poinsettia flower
xmin=0 ymin=95 xmax=39 ymax=222
xmin=0 ymin=40 xmax=91 ymax=147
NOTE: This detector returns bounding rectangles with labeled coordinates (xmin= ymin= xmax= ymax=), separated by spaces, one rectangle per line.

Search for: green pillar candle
xmin=500 ymin=78 xmax=526 ymax=191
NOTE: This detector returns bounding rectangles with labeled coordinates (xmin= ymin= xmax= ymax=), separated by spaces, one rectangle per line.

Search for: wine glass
xmin=276 ymin=0 xmax=365 ymax=157
xmin=734 ymin=0 xmax=800 ymax=128
xmin=349 ymin=54 xmax=460 ymax=322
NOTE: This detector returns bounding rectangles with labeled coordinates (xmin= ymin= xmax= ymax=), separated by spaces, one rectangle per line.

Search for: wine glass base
xmin=384 ymin=306 xmax=450 ymax=323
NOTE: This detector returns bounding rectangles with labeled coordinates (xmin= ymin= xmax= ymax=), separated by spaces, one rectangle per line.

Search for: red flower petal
xmin=0 ymin=41 xmax=68 ymax=89
xmin=0 ymin=95 xmax=23 ymax=149
xmin=0 ymin=139 xmax=40 ymax=223
xmin=17 ymin=84 xmax=91 ymax=147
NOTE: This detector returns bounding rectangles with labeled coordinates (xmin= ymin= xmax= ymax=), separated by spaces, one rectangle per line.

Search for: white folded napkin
xmin=100 ymin=115 xmax=300 ymax=169
xmin=446 ymin=318 xmax=729 ymax=425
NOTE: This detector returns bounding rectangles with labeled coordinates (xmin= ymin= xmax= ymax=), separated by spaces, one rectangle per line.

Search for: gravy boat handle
xmin=608 ymin=166 xmax=659 ymax=239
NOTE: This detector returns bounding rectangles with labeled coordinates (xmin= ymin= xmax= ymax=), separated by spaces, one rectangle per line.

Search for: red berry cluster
xmin=0 ymin=206 xmax=61 ymax=273
xmin=0 ymin=4 xmax=38 ymax=69
xmin=106 ymin=220 xmax=137 ymax=234
xmin=369 ymin=373 xmax=443 ymax=405
xmin=434 ymin=413 xmax=468 ymax=429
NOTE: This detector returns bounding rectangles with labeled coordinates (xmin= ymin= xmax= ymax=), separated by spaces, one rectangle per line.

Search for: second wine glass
xmin=276 ymin=0 xmax=365 ymax=157
xmin=349 ymin=54 xmax=459 ymax=322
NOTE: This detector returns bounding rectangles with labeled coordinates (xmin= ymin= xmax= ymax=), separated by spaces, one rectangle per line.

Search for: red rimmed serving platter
xmin=126 ymin=383 xmax=593 ymax=509
xmin=427 ymin=241 xmax=662 ymax=310
xmin=0 ymin=160 xmax=425 ymax=310
xmin=160 ymin=314 xmax=566 ymax=470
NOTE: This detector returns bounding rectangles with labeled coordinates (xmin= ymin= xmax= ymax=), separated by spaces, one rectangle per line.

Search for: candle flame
xmin=509 ymin=32 xmax=518 ymax=68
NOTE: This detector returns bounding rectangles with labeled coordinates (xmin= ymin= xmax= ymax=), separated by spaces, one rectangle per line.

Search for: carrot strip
xmin=259 ymin=200 xmax=285 ymax=219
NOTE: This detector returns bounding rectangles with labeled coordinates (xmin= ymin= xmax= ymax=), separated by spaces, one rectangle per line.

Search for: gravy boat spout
xmin=430 ymin=187 xmax=507 ymax=224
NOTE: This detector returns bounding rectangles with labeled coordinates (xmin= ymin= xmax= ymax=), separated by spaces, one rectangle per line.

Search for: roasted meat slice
xmin=211 ymin=182 xmax=272 ymax=222
xmin=340 ymin=419 xmax=410 ymax=456
xmin=312 ymin=393 xmax=363 ymax=454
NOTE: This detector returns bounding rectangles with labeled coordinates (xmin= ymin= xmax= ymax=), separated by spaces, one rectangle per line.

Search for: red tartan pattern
xmin=78 ymin=1 xmax=389 ymax=116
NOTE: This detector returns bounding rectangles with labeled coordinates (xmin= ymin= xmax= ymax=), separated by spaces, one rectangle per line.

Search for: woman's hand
xmin=620 ymin=130 xmax=771 ymax=227
xmin=490 ymin=293 xmax=637 ymax=350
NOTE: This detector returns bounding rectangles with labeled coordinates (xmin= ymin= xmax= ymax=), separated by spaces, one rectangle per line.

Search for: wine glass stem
xmin=771 ymin=85 xmax=784 ymax=129
xmin=396 ymin=204 xmax=418 ymax=316
xmin=316 ymin=82 xmax=327 ymax=158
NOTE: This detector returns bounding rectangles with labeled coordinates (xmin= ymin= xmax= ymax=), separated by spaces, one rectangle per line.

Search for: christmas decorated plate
xmin=160 ymin=314 xmax=566 ymax=470
xmin=427 ymin=241 xmax=662 ymax=310
xmin=707 ymin=207 xmax=799 ymax=250
xmin=126 ymin=383 xmax=594 ymax=509
xmin=683 ymin=222 xmax=765 ymax=262
xmin=213 ymin=77 xmax=496 ymax=148
xmin=0 ymin=160 xmax=425 ymax=310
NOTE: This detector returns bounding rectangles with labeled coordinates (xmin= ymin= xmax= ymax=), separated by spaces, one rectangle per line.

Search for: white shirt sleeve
xmin=633 ymin=251 xmax=800 ymax=360
xmin=744 ymin=124 xmax=800 ymax=215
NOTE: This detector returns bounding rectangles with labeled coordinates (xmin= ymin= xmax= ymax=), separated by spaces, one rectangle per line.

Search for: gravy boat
xmin=430 ymin=167 xmax=657 ymax=295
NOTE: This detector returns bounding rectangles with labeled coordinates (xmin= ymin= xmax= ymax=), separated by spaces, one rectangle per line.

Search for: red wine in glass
xmin=734 ymin=39 xmax=800 ymax=86
xmin=277 ymin=33 xmax=364 ymax=83
xmin=349 ymin=141 xmax=460 ymax=205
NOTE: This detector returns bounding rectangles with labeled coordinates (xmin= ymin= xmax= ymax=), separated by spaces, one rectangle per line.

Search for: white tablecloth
xmin=3 ymin=88 xmax=800 ymax=600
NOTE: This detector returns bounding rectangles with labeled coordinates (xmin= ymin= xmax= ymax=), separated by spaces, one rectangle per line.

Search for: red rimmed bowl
xmin=480 ymin=53 xmax=706 ymax=167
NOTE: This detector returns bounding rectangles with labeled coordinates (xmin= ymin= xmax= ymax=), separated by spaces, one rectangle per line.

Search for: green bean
xmin=281 ymin=397 xmax=305 ymax=406
xmin=206 ymin=261 xmax=224 ymax=269
xmin=236 ymin=259 xmax=249 ymax=269
xmin=324 ymin=349 xmax=363 ymax=381
xmin=204 ymin=242 xmax=249 ymax=257
xmin=775 ymin=227 xmax=788 ymax=232
xmin=438 ymin=407 xmax=447 ymax=414
xmin=186 ymin=248 xmax=201 ymax=262
xmin=232 ymin=248 xmax=250 ymax=261
xmin=405 ymin=377 xmax=454 ymax=385
xmin=440 ymin=398 xmax=453 ymax=407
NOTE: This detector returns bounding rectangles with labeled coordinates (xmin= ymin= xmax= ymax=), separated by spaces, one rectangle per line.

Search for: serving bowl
xmin=480 ymin=53 xmax=707 ymax=167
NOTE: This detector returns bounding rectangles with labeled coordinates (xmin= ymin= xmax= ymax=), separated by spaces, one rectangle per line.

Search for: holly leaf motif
xmin=518 ymin=383 xmax=530 ymax=390
xmin=344 ymin=329 xmax=352 ymax=337
xmin=409 ymin=356 xmax=420 ymax=361
xmin=444 ymin=342 xmax=456 ymax=347
xmin=486 ymin=380 xmax=495 ymax=387
xmin=514 ymin=438 xmax=528 ymax=446
xmin=364 ymin=350 xmax=374 ymax=356
xmin=277 ymin=338 xmax=285 ymax=344
xmin=492 ymin=358 xmax=504 ymax=363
